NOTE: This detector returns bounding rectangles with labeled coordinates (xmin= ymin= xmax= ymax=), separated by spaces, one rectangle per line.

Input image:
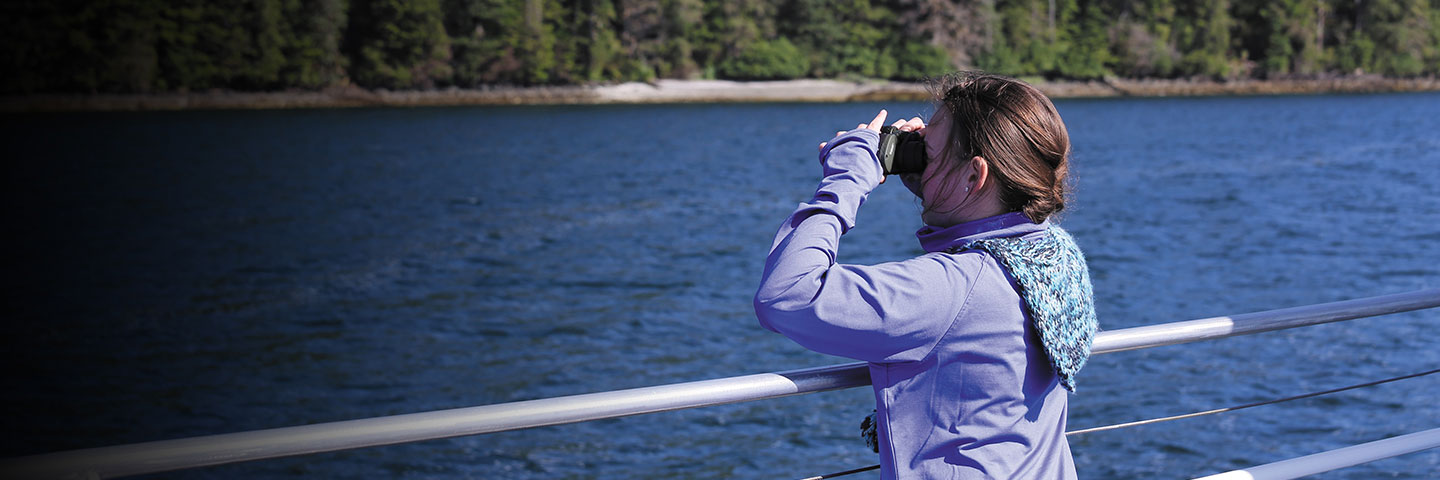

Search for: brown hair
xmin=929 ymin=72 xmax=1071 ymax=222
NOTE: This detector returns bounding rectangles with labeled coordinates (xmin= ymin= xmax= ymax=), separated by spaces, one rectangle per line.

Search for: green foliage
xmin=778 ymin=0 xmax=904 ymax=78
xmin=976 ymin=38 xmax=1025 ymax=76
xmin=1252 ymin=0 xmax=1326 ymax=76
xmin=993 ymin=0 xmax=1059 ymax=76
xmin=1362 ymin=0 xmax=1432 ymax=76
xmin=348 ymin=0 xmax=452 ymax=89
xmin=1059 ymin=0 xmax=1113 ymax=78
xmin=7 ymin=0 xmax=1440 ymax=93
xmin=717 ymin=37 xmax=811 ymax=80
xmin=47 ymin=0 xmax=165 ymax=92
xmin=1173 ymin=0 xmax=1232 ymax=77
xmin=657 ymin=0 xmax=704 ymax=79
xmin=1337 ymin=33 xmax=1377 ymax=73
xmin=894 ymin=42 xmax=952 ymax=80
xmin=280 ymin=0 xmax=348 ymax=89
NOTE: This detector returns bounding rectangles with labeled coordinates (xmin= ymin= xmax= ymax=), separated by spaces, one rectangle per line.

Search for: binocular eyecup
xmin=877 ymin=126 xmax=928 ymax=175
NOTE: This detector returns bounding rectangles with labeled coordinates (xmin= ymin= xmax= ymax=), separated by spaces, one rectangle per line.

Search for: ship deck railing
xmin=3 ymin=289 xmax=1439 ymax=479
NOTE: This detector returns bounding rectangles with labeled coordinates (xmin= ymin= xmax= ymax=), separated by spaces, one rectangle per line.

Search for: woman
xmin=754 ymin=72 xmax=1097 ymax=479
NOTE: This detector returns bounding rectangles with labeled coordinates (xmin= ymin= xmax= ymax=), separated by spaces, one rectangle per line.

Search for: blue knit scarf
xmin=950 ymin=226 xmax=1098 ymax=392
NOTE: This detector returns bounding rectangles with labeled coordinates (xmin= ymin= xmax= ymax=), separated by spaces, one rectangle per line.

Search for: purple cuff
xmin=805 ymin=129 xmax=882 ymax=232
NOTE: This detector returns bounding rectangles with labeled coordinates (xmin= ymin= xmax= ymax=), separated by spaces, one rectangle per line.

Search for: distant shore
xmin=4 ymin=76 xmax=1438 ymax=112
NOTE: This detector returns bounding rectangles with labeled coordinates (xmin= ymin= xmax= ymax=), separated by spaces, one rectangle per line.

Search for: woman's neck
xmin=922 ymin=191 xmax=1009 ymax=228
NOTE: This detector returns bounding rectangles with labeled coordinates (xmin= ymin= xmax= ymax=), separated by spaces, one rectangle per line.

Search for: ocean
xmin=3 ymin=92 xmax=1438 ymax=478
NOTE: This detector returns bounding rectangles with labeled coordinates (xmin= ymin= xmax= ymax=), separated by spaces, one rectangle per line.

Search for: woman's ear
xmin=970 ymin=156 xmax=989 ymax=192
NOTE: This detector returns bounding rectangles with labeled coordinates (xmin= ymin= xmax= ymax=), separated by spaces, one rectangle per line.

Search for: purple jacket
xmin=754 ymin=129 xmax=1076 ymax=479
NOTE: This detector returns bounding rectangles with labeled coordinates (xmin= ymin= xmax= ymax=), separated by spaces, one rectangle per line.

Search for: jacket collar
xmin=916 ymin=211 xmax=1047 ymax=253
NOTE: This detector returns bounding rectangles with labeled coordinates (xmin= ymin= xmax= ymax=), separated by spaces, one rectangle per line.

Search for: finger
xmin=891 ymin=119 xmax=907 ymax=130
xmin=866 ymin=110 xmax=888 ymax=130
xmin=906 ymin=117 xmax=925 ymax=130
xmin=819 ymin=142 xmax=827 ymax=151
xmin=837 ymin=130 xmax=846 ymax=137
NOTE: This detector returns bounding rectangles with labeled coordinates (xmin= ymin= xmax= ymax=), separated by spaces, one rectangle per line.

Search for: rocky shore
xmin=4 ymin=76 xmax=1438 ymax=112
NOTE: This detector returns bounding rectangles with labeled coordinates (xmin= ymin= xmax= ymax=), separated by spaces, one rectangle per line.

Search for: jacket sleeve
xmin=753 ymin=130 xmax=978 ymax=364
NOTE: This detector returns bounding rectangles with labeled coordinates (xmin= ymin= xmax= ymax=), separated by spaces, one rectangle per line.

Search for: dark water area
xmin=2 ymin=93 xmax=1437 ymax=479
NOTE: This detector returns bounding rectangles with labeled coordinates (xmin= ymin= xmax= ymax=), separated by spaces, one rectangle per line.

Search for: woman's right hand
xmin=890 ymin=116 xmax=926 ymax=133
xmin=815 ymin=113 xmax=925 ymax=150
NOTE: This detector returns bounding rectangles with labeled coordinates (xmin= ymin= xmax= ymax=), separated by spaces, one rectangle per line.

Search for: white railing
xmin=1193 ymin=427 xmax=1440 ymax=480
xmin=3 ymin=289 xmax=1438 ymax=479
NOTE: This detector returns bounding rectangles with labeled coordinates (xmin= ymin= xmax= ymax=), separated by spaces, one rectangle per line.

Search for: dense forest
xmin=3 ymin=0 xmax=1438 ymax=94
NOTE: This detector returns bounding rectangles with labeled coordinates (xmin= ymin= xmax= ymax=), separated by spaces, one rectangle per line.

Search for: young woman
xmin=754 ymin=72 xmax=1097 ymax=479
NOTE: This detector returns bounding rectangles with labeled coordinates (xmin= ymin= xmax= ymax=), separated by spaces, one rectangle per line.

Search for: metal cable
xmin=1068 ymin=367 xmax=1440 ymax=435
xmin=800 ymin=367 xmax=1440 ymax=480
xmin=798 ymin=464 xmax=879 ymax=480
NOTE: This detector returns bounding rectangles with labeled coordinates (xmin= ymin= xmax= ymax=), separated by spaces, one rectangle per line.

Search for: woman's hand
xmin=890 ymin=115 xmax=927 ymax=196
xmin=817 ymin=111 xmax=926 ymax=186
xmin=817 ymin=110 xmax=897 ymax=184
xmin=818 ymin=110 xmax=891 ymax=151
xmin=817 ymin=111 xmax=925 ymax=149
xmin=890 ymin=115 xmax=925 ymax=133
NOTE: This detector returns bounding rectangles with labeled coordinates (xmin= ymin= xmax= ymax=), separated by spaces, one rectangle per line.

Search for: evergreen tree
xmin=1248 ymin=0 xmax=1326 ymax=76
xmin=717 ymin=37 xmax=811 ymax=79
xmin=983 ymin=0 xmax=1073 ymax=77
xmin=577 ymin=0 xmax=628 ymax=82
xmin=779 ymin=0 xmax=895 ymax=78
xmin=699 ymin=0 xmax=777 ymax=78
xmin=893 ymin=41 xmax=953 ymax=80
xmin=658 ymin=0 xmax=704 ymax=79
xmin=348 ymin=0 xmax=452 ymax=89
xmin=280 ymin=0 xmax=348 ymax=89
xmin=1175 ymin=0 xmax=1232 ymax=77
xmin=0 ymin=0 xmax=124 ymax=93
xmin=616 ymin=0 xmax=662 ymax=82
xmin=86 ymin=0 xmax=162 ymax=92
xmin=1360 ymin=0 xmax=1433 ymax=75
xmin=1060 ymin=0 xmax=1113 ymax=78
xmin=1106 ymin=0 xmax=1179 ymax=77
xmin=7 ymin=0 xmax=1440 ymax=92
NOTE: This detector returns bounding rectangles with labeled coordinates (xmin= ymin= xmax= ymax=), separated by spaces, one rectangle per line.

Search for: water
xmin=3 ymin=93 xmax=1438 ymax=479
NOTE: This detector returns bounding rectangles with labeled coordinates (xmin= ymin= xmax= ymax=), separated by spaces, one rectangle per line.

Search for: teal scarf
xmin=952 ymin=226 xmax=1098 ymax=391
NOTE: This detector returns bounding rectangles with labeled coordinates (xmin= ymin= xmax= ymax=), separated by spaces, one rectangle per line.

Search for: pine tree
xmin=348 ymin=0 xmax=453 ymax=89
xmin=280 ymin=0 xmax=348 ymax=89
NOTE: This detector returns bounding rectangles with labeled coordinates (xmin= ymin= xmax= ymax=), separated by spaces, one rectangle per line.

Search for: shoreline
xmin=3 ymin=76 xmax=1438 ymax=112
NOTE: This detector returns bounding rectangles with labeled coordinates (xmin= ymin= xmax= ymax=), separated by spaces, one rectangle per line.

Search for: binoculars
xmin=877 ymin=126 xmax=928 ymax=175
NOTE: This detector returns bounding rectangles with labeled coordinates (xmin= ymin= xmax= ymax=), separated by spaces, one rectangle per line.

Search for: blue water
xmin=3 ymin=93 xmax=1438 ymax=479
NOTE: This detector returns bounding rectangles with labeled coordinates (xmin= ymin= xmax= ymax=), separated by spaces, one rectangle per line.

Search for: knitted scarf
xmin=950 ymin=226 xmax=1098 ymax=392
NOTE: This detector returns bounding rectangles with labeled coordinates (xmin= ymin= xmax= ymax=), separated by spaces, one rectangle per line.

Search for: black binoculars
xmin=877 ymin=126 xmax=928 ymax=175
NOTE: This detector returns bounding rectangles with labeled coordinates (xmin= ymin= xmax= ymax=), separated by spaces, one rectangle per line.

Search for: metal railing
xmin=1193 ymin=427 xmax=1440 ymax=480
xmin=4 ymin=288 xmax=1439 ymax=479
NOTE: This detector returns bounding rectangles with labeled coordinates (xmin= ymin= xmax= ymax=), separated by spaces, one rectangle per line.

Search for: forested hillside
xmin=3 ymin=0 xmax=1438 ymax=94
